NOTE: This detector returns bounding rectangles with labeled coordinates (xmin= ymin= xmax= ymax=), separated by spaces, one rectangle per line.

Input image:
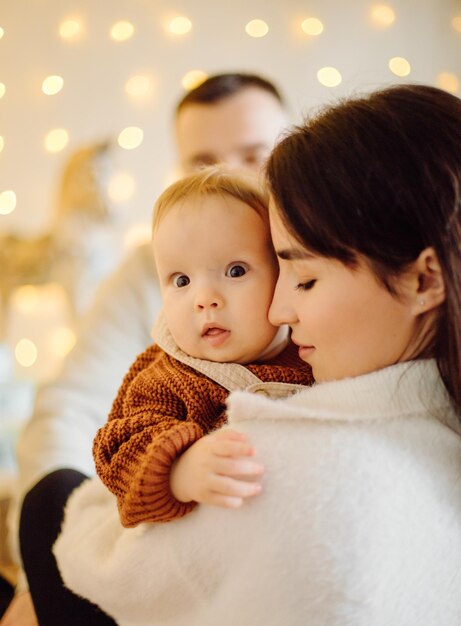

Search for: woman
xmin=54 ymin=84 xmax=461 ymax=625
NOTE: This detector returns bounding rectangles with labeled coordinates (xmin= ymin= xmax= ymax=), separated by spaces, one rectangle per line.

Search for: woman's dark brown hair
xmin=266 ymin=84 xmax=461 ymax=410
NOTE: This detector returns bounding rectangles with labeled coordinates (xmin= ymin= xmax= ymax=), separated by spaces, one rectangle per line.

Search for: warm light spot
xmin=370 ymin=4 xmax=396 ymax=27
xmin=125 ymin=75 xmax=151 ymax=98
xmin=0 ymin=190 xmax=16 ymax=215
xmin=118 ymin=126 xmax=144 ymax=150
xmin=436 ymin=72 xmax=459 ymax=94
xmin=123 ymin=222 xmax=152 ymax=252
xmin=317 ymin=66 xmax=342 ymax=87
xmin=44 ymin=128 xmax=69 ymax=153
xmin=452 ymin=16 xmax=461 ymax=33
xmin=388 ymin=56 xmax=411 ymax=77
xmin=181 ymin=70 xmax=208 ymax=91
xmin=50 ymin=327 xmax=76 ymax=358
xmin=15 ymin=339 xmax=38 ymax=368
xmin=12 ymin=285 xmax=40 ymax=313
xmin=0 ymin=83 xmax=5 ymax=99
xmin=301 ymin=17 xmax=324 ymax=36
xmin=245 ymin=19 xmax=269 ymax=38
xmin=0 ymin=136 xmax=4 ymax=153
xmin=107 ymin=172 xmax=136 ymax=203
xmin=167 ymin=16 xmax=192 ymax=35
xmin=110 ymin=20 xmax=135 ymax=42
xmin=42 ymin=75 xmax=64 ymax=95
xmin=59 ymin=19 xmax=82 ymax=40
xmin=0 ymin=27 xmax=4 ymax=40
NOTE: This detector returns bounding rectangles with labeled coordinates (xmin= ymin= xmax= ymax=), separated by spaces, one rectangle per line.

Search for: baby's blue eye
xmin=226 ymin=264 xmax=247 ymax=278
xmin=173 ymin=274 xmax=190 ymax=288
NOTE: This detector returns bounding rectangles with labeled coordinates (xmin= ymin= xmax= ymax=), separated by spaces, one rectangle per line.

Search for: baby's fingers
xmin=209 ymin=474 xmax=262 ymax=502
xmin=213 ymin=456 xmax=264 ymax=478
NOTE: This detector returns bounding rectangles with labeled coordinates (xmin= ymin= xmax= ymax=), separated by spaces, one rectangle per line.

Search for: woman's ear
xmin=410 ymin=247 xmax=445 ymax=315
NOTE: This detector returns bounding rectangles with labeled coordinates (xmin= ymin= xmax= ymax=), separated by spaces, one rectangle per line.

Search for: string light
xmin=317 ymin=66 xmax=342 ymax=87
xmin=42 ymin=75 xmax=64 ymax=95
xmin=388 ymin=56 xmax=411 ymax=77
xmin=110 ymin=21 xmax=135 ymax=42
xmin=245 ymin=19 xmax=269 ymax=38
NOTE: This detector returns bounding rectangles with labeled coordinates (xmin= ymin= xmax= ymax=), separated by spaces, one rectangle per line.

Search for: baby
xmin=93 ymin=167 xmax=313 ymax=527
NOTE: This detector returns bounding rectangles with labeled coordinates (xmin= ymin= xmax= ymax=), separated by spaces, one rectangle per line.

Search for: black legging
xmin=20 ymin=469 xmax=117 ymax=626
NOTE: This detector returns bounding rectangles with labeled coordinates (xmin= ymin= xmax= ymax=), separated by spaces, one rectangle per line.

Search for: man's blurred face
xmin=176 ymin=87 xmax=288 ymax=174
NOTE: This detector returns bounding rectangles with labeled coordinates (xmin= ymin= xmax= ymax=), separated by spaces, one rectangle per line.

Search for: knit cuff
xmin=119 ymin=421 xmax=204 ymax=527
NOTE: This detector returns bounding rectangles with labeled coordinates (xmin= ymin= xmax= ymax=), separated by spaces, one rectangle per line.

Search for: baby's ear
xmin=409 ymin=247 xmax=445 ymax=315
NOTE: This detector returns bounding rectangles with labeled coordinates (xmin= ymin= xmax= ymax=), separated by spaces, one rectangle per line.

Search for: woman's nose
xmin=269 ymin=278 xmax=296 ymax=326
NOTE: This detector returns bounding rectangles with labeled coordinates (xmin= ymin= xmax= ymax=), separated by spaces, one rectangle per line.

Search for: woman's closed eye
xmin=225 ymin=263 xmax=248 ymax=278
xmin=172 ymin=274 xmax=190 ymax=288
xmin=295 ymin=279 xmax=316 ymax=291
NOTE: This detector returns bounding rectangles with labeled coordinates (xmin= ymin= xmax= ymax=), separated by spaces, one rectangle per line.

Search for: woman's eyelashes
xmin=225 ymin=263 xmax=248 ymax=278
xmin=295 ymin=279 xmax=316 ymax=291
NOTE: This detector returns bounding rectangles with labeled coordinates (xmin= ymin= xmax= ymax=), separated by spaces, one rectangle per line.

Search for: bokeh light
xmin=181 ymin=70 xmax=208 ymax=91
xmin=42 ymin=75 xmax=64 ymax=95
xmin=0 ymin=27 xmax=4 ymax=40
xmin=0 ymin=190 xmax=17 ymax=215
xmin=110 ymin=21 xmax=135 ymax=42
xmin=167 ymin=16 xmax=192 ymax=35
xmin=301 ymin=17 xmax=324 ymax=36
xmin=13 ymin=285 xmax=40 ymax=313
xmin=245 ymin=19 xmax=269 ymax=38
xmin=15 ymin=339 xmax=38 ymax=368
xmin=370 ymin=4 xmax=396 ymax=27
xmin=50 ymin=327 xmax=76 ymax=358
xmin=452 ymin=16 xmax=461 ymax=33
xmin=317 ymin=66 xmax=342 ymax=87
xmin=117 ymin=127 xmax=144 ymax=150
xmin=0 ymin=136 xmax=4 ymax=153
xmin=107 ymin=172 xmax=136 ymax=203
xmin=436 ymin=72 xmax=459 ymax=94
xmin=59 ymin=19 xmax=83 ymax=40
xmin=125 ymin=75 xmax=152 ymax=98
xmin=0 ymin=83 xmax=5 ymax=99
xmin=388 ymin=56 xmax=411 ymax=77
xmin=44 ymin=129 xmax=69 ymax=153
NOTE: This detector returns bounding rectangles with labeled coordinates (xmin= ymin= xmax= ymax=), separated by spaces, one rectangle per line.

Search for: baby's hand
xmin=170 ymin=430 xmax=264 ymax=508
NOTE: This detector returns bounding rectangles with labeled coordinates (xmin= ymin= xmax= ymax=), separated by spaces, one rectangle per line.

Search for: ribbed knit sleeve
xmin=93 ymin=345 xmax=227 ymax=527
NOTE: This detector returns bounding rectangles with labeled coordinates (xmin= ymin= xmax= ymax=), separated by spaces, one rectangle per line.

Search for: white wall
xmin=0 ymin=0 xmax=460 ymax=236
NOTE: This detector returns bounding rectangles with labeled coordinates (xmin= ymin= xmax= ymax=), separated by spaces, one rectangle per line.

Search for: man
xmin=2 ymin=73 xmax=288 ymax=625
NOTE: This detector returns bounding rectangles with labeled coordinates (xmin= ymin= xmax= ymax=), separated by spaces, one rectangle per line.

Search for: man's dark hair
xmin=176 ymin=72 xmax=284 ymax=114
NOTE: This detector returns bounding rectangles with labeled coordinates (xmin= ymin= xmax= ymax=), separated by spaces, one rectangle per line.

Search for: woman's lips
xmin=298 ymin=345 xmax=315 ymax=360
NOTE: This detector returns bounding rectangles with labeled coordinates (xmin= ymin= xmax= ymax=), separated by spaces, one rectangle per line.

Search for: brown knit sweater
xmin=93 ymin=341 xmax=313 ymax=528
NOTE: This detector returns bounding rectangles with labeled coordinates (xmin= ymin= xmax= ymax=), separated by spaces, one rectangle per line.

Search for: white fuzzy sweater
xmin=54 ymin=359 xmax=461 ymax=626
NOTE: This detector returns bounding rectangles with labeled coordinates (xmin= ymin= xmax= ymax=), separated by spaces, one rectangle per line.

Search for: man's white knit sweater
xmin=54 ymin=359 xmax=461 ymax=626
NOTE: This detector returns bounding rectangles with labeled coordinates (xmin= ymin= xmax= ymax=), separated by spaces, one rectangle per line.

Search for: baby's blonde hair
xmin=152 ymin=166 xmax=269 ymax=232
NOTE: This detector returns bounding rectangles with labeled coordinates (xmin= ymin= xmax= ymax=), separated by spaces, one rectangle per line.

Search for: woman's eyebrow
xmin=276 ymin=248 xmax=314 ymax=261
